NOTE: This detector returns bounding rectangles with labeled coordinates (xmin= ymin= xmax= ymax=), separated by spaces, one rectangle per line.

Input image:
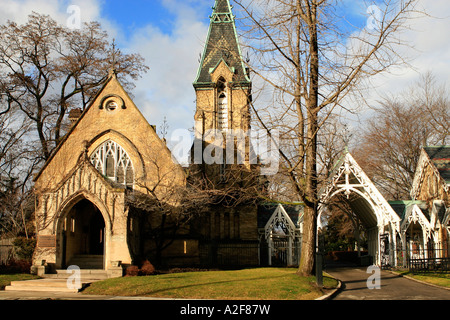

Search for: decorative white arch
xmin=400 ymin=203 xmax=434 ymax=243
xmin=264 ymin=204 xmax=301 ymax=266
xmin=318 ymin=152 xmax=401 ymax=267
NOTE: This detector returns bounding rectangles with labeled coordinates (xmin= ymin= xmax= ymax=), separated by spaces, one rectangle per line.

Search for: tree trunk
xmin=298 ymin=203 xmax=317 ymax=276
xmin=298 ymin=1 xmax=319 ymax=276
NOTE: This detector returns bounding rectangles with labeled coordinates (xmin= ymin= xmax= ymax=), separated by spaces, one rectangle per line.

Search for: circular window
xmin=100 ymin=95 xmax=126 ymax=112
xmin=106 ymin=100 xmax=118 ymax=112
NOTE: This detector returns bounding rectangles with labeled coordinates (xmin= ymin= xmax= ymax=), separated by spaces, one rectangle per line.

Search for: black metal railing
xmin=396 ymin=241 xmax=450 ymax=273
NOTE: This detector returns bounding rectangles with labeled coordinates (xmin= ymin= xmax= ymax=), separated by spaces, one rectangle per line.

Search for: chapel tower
xmin=193 ymin=0 xmax=253 ymax=180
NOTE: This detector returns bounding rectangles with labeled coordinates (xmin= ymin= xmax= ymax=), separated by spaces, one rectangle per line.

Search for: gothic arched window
xmin=217 ymin=78 xmax=228 ymax=132
xmin=90 ymin=140 xmax=134 ymax=187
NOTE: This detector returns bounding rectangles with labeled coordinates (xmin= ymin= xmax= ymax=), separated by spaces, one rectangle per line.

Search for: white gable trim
xmin=400 ymin=204 xmax=433 ymax=241
xmin=264 ymin=204 xmax=297 ymax=240
xmin=319 ymin=152 xmax=401 ymax=232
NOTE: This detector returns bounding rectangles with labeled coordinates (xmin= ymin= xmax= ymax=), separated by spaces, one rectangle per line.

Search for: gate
xmin=380 ymin=233 xmax=390 ymax=269
xmin=268 ymin=239 xmax=301 ymax=267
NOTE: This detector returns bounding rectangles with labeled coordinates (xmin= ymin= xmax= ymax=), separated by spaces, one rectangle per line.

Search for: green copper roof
xmin=194 ymin=0 xmax=251 ymax=86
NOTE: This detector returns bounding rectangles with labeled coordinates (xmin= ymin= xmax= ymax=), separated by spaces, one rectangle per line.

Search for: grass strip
xmin=83 ymin=268 xmax=338 ymax=300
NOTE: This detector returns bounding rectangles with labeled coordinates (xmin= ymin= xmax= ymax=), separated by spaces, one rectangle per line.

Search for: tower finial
xmin=108 ymin=39 xmax=119 ymax=77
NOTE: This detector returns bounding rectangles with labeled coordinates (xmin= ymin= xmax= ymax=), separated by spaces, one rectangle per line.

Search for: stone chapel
xmin=31 ymin=0 xmax=263 ymax=277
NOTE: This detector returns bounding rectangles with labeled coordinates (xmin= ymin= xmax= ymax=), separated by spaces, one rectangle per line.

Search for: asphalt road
xmin=326 ymin=266 xmax=450 ymax=300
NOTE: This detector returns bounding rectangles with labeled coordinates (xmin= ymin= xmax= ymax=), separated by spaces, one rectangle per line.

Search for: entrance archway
xmin=318 ymin=152 xmax=401 ymax=268
xmin=58 ymin=199 xmax=105 ymax=269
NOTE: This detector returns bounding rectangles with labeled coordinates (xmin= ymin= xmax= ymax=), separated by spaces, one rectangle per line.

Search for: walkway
xmin=326 ymin=267 xmax=450 ymax=300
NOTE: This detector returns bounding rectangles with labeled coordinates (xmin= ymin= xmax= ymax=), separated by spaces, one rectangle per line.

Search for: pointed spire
xmin=194 ymin=0 xmax=250 ymax=87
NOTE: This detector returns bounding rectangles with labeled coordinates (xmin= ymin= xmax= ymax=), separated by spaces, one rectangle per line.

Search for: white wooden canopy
xmin=318 ymin=152 xmax=401 ymax=266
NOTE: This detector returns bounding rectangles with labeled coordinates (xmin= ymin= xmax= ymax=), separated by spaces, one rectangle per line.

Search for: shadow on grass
xmin=126 ymin=274 xmax=291 ymax=297
xmin=85 ymin=271 xmax=318 ymax=299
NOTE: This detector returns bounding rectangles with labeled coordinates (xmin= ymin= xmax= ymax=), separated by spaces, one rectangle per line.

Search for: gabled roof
xmin=34 ymin=71 xmax=174 ymax=184
xmin=194 ymin=0 xmax=250 ymax=86
xmin=411 ymin=146 xmax=450 ymax=199
xmin=259 ymin=203 xmax=303 ymax=239
xmin=257 ymin=202 xmax=304 ymax=229
xmin=424 ymin=146 xmax=450 ymax=184
xmin=388 ymin=200 xmax=428 ymax=221
xmin=33 ymin=72 xmax=117 ymax=182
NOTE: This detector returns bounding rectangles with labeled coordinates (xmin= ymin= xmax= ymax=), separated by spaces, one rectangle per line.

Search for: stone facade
xmin=31 ymin=0 xmax=263 ymax=275
xmin=32 ymin=72 xmax=185 ymax=275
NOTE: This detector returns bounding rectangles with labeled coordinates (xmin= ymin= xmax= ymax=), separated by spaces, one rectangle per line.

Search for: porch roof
xmin=389 ymin=200 xmax=429 ymax=221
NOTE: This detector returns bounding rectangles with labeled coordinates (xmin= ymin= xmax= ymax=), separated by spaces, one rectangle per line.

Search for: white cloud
xmin=333 ymin=0 xmax=450 ymax=130
xmin=124 ymin=1 xmax=210 ymax=137
xmin=0 ymin=0 xmax=103 ymax=25
xmin=357 ymin=0 xmax=450 ymax=101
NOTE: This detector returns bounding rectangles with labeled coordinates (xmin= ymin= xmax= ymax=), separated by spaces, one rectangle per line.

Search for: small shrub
xmin=125 ymin=260 xmax=156 ymax=277
xmin=13 ymin=237 xmax=36 ymax=261
xmin=139 ymin=260 xmax=156 ymax=276
xmin=125 ymin=265 xmax=139 ymax=277
xmin=0 ymin=258 xmax=32 ymax=274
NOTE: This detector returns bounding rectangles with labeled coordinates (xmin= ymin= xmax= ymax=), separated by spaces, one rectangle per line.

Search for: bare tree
xmin=412 ymin=72 xmax=450 ymax=141
xmin=0 ymin=12 xmax=148 ymax=162
xmin=353 ymin=72 xmax=449 ymax=200
xmin=234 ymin=0 xmax=421 ymax=275
xmin=0 ymin=106 xmax=37 ymax=237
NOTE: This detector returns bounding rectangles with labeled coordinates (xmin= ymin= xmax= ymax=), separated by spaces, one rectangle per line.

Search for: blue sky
xmin=101 ymin=1 xmax=175 ymax=34
xmin=100 ymin=0 xmax=213 ymax=45
xmin=100 ymin=0 xmax=210 ymax=42
xmin=0 ymin=0 xmax=449 ymax=156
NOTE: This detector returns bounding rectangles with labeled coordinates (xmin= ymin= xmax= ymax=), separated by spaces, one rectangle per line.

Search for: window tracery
xmin=90 ymin=140 xmax=134 ymax=187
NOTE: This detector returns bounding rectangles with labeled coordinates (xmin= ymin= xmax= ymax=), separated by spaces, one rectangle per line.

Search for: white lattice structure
xmin=264 ymin=204 xmax=301 ymax=266
xmin=318 ymin=152 xmax=401 ymax=267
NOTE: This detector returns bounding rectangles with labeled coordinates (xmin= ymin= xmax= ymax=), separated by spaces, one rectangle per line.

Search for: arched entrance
xmin=318 ymin=152 xmax=401 ymax=268
xmin=264 ymin=204 xmax=302 ymax=266
xmin=58 ymin=199 xmax=105 ymax=269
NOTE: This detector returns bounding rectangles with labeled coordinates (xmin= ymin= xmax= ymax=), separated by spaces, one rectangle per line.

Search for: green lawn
xmin=83 ymin=268 xmax=338 ymax=300
xmin=395 ymin=271 xmax=450 ymax=288
xmin=0 ymin=274 xmax=40 ymax=290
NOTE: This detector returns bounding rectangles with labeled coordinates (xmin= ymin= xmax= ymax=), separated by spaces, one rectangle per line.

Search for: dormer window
xmin=90 ymin=140 xmax=134 ymax=187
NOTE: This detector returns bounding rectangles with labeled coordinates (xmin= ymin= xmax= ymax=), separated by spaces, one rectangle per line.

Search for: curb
xmin=315 ymin=274 xmax=343 ymax=300
xmin=389 ymin=270 xmax=450 ymax=291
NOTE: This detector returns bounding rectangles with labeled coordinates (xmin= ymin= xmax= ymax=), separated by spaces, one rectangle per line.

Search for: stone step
xmin=67 ymin=255 xmax=104 ymax=269
xmin=43 ymin=269 xmax=109 ymax=280
xmin=4 ymin=278 xmax=90 ymax=293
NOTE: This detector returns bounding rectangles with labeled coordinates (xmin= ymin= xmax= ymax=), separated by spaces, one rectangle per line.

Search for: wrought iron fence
xmin=396 ymin=241 xmax=450 ymax=273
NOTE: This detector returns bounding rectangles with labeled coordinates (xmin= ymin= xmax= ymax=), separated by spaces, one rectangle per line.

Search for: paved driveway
xmin=326 ymin=267 xmax=450 ymax=300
